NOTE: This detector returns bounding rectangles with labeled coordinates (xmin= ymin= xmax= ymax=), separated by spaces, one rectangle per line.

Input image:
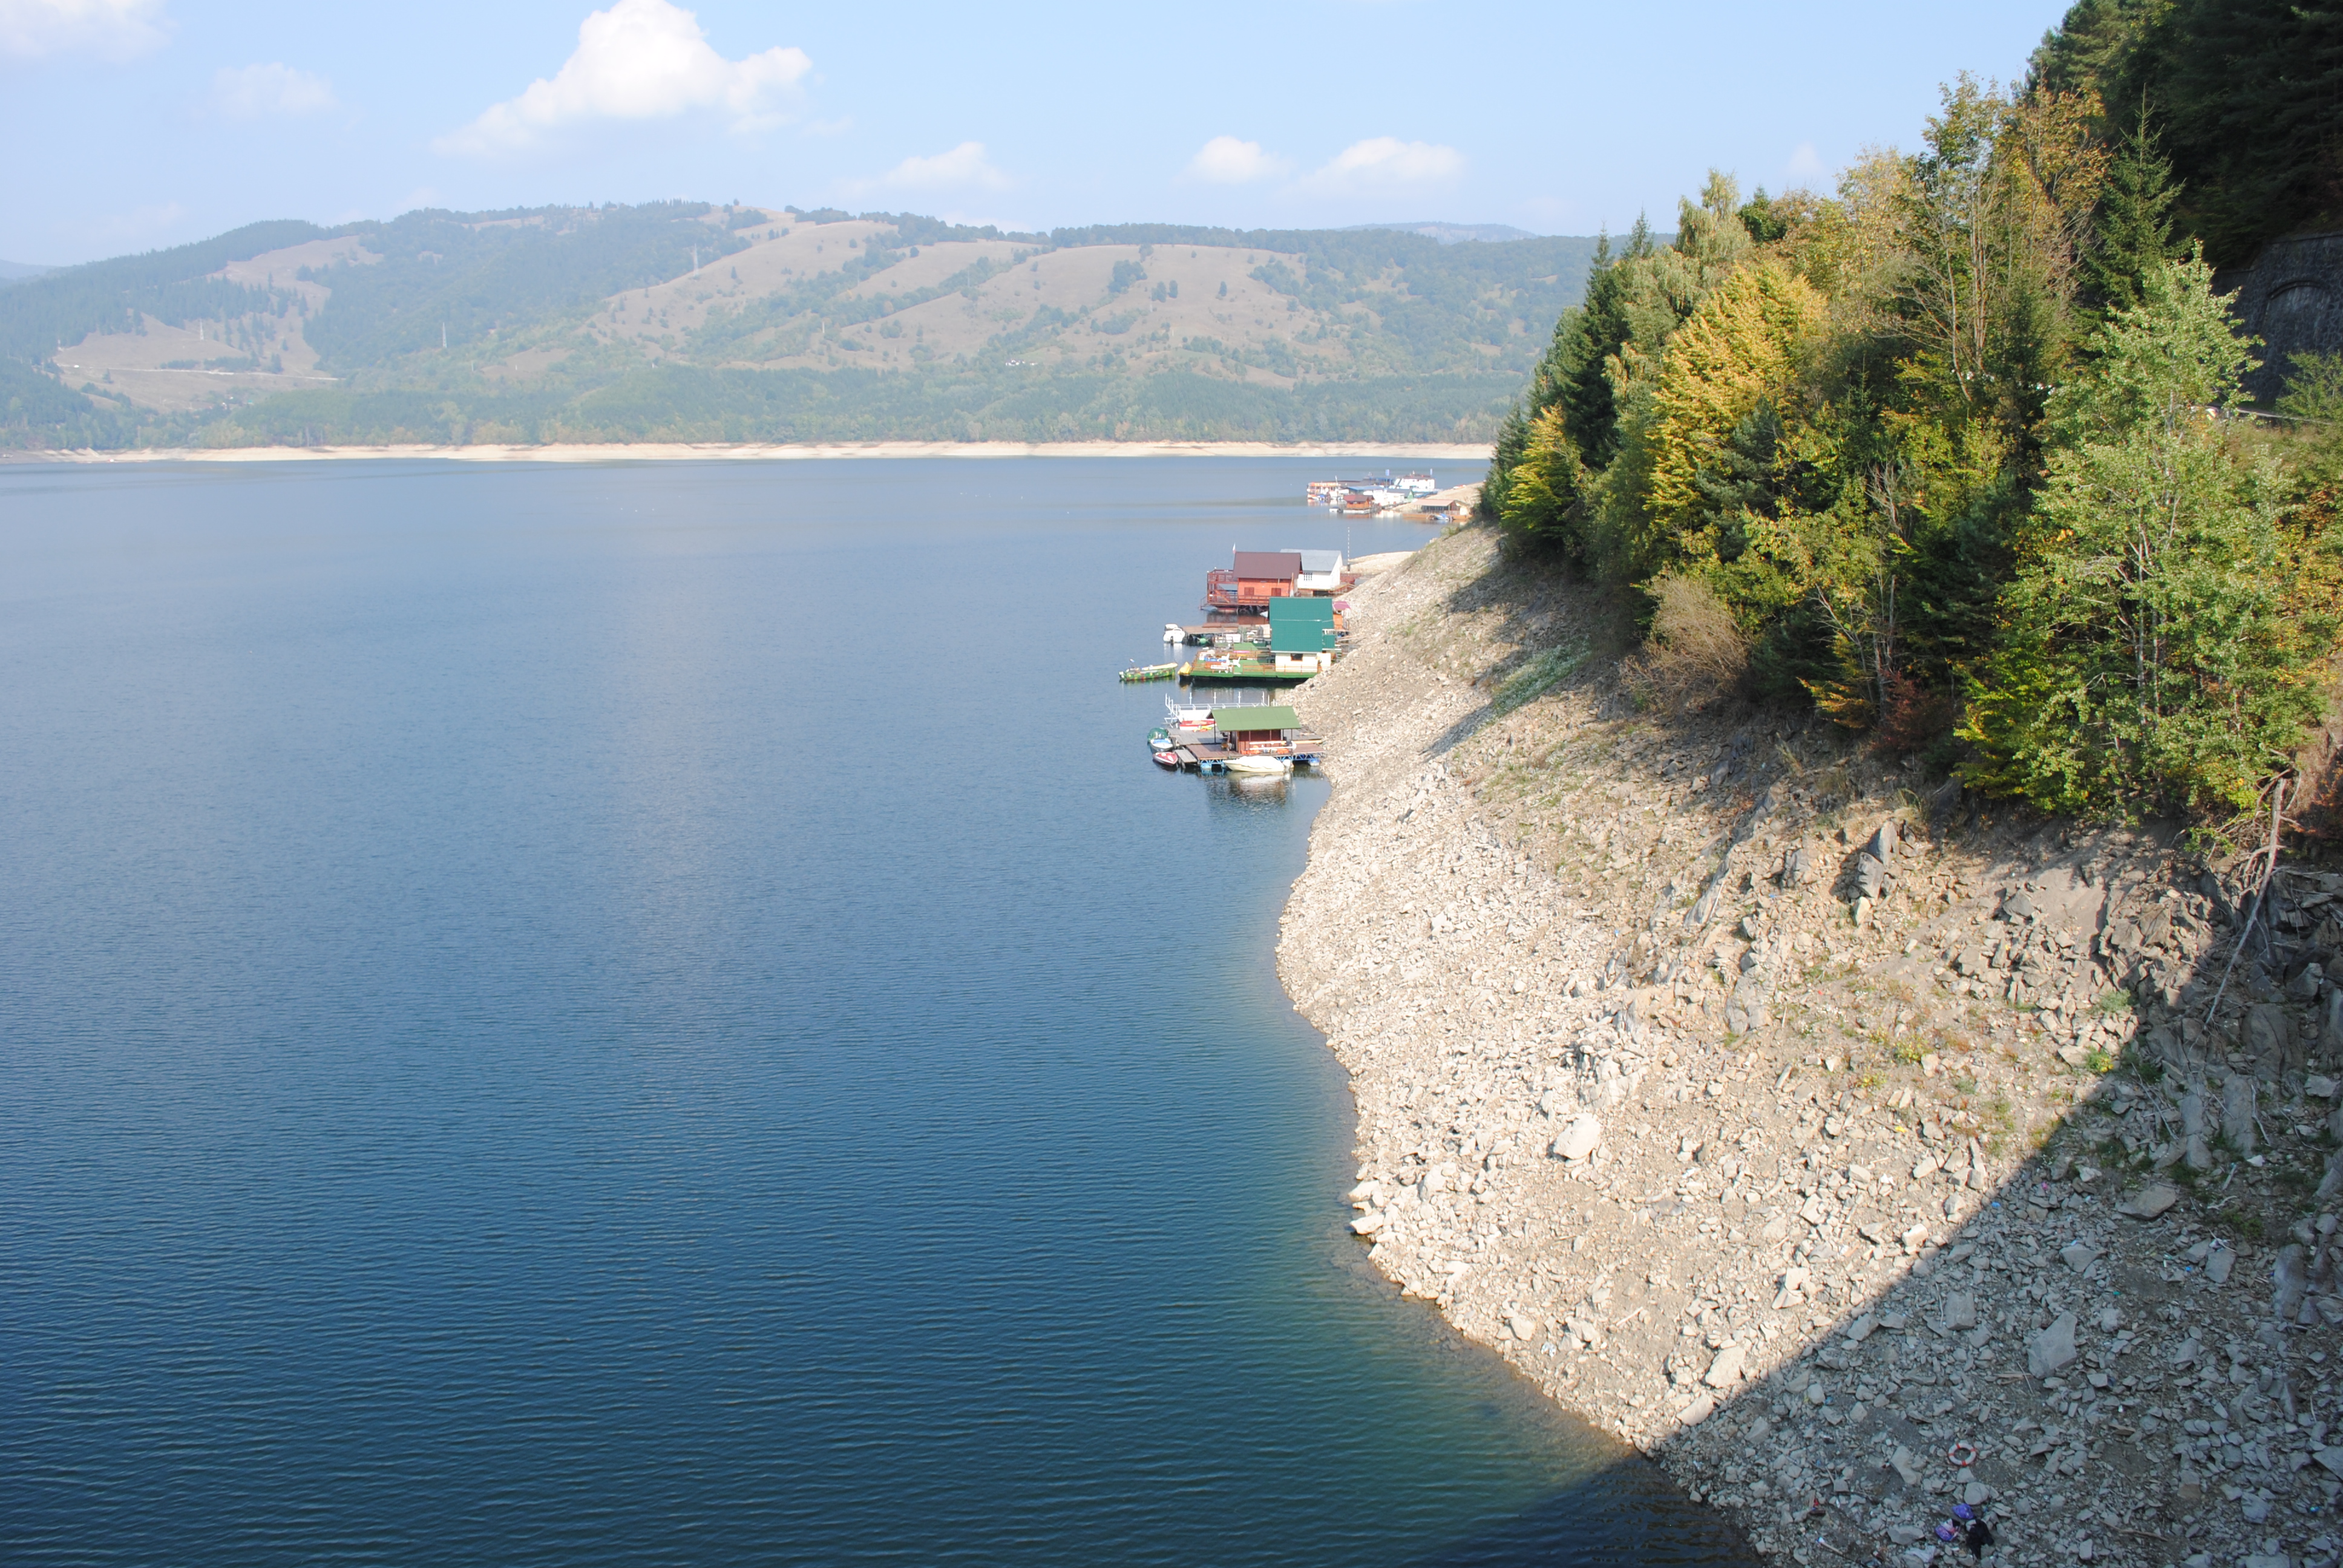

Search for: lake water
xmin=0 ymin=457 xmax=1750 ymax=1567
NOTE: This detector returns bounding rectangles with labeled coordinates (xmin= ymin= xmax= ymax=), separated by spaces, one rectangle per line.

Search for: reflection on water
xmin=1212 ymin=773 xmax=1297 ymax=805
xmin=0 ymin=456 xmax=1749 ymax=1568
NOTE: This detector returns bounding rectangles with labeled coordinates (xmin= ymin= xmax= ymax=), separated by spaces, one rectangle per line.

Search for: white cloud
xmin=435 ymin=0 xmax=810 ymax=156
xmin=857 ymin=140 xmax=1009 ymax=194
xmin=1300 ymin=136 xmax=1465 ymax=191
xmin=210 ymin=62 xmax=335 ymax=119
xmin=1182 ymin=136 xmax=1285 ymax=185
xmin=1786 ymin=142 xmax=1824 ymax=180
xmin=0 ymin=0 xmax=166 ymax=60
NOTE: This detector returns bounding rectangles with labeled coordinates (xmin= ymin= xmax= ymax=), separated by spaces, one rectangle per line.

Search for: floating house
xmin=1267 ymin=595 xmax=1340 ymax=674
xmin=1203 ymin=549 xmax=1302 ymax=611
xmin=1212 ymin=704 xmax=1304 ymax=754
xmin=1289 ymin=549 xmax=1345 ymax=594
xmin=1270 ymin=627 xmax=1334 ymax=675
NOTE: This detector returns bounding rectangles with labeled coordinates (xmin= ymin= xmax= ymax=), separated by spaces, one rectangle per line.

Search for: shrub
xmin=1625 ymin=573 xmax=1749 ymax=713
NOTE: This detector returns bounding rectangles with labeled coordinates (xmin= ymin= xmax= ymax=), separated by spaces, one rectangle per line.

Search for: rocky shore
xmin=1280 ymin=522 xmax=2343 ymax=1568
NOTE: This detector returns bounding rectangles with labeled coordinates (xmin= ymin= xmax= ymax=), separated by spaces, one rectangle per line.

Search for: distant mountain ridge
xmin=1 ymin=203 xmax=1601 ymax=451
xmin=0 ymin=260 xmax=54 ymax=283
xmin=1342 ymin=222 xmax=1542 ymax=244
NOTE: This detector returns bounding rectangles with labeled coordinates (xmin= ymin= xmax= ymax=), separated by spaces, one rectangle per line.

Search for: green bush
xmin=1962 ymin=252 xmax=2336 ymax=818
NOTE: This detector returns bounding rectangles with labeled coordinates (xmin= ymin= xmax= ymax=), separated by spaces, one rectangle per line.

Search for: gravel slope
xmin=1280 ymin=522 xmax=2343 ymax=1568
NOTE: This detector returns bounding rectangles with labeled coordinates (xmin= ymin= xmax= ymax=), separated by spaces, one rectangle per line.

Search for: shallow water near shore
xmin=1 ymin=457 xmax=1749 ymax=1567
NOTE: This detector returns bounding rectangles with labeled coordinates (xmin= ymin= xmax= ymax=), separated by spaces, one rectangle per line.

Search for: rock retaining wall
xmin=2225 ymin=230 xmax=2343 ymax=405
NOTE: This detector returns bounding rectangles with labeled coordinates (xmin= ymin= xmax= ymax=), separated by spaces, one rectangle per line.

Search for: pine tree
xmin=1963 ymin=251 xmax=2332 ymax=818
xmin=2083 ymin=100 xmax=2182 ymax=313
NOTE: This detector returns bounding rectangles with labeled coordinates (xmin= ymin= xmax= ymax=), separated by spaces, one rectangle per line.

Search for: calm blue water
xmin=0 ymin=457 xmax=1748 ymax=1567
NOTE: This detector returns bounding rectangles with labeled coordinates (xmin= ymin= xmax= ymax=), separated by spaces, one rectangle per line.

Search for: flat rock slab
xmin=2029 ymin=1312 xmax=2079 ymax=1377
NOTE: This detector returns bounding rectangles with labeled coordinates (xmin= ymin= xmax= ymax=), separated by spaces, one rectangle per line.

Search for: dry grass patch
xmin=1621 ymin=574 xmax=1748 ymax=715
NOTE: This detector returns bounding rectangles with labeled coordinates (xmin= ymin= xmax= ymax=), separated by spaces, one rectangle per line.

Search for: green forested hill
xmin=0 ymin=202 xmax=1599 ymax=450
xmin=1472 ymin=0 xmax=2343 ymax=831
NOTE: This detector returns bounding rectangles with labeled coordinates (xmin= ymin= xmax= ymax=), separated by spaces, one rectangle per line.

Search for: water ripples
xmin=1 ymin=457 xmax=1748 ymax=1567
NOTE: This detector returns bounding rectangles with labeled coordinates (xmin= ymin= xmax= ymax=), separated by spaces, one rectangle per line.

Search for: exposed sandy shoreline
xmin=11 ymin=440 xmax=1493 ymax=466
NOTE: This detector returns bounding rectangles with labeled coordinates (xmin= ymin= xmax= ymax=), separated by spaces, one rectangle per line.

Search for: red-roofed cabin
xmin=1204 ymin=550 xmax=1302 ymax=611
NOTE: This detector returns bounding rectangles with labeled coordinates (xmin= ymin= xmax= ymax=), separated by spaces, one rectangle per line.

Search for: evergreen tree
xmin=1478 ymin=400 xmax=1533 ymax=522
xmin=2276 ymin=351 xmax=2343 ymax=489
xmin=1555 ymin=220 xmax=1650 ymax=472
xmin=1737 ymin=188 xmax=1789 ymax=244
xmin=1964 ymin=252 xmax=2332 ymax=817
xmin=1497 ymin=406 xmax=1590 ymax=547
xmin=2027 ymin=0 xmax=2165 ymax=97
xmin=2033 ymin=0 xmax=2343 ymax=265
xmin=2082 ymin=101 xmax=2181 ymax=313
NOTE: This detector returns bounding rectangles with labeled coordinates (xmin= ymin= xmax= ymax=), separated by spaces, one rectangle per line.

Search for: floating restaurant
xmin=1204 ymin=550 xmax=1303 ymax=612
xmin=1201 ymin=548 xmax=1353 ymax=614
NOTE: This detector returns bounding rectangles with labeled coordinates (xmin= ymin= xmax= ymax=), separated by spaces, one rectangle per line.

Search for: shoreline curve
xmin=1274 ymin=520 xmax=2317 ymax=1566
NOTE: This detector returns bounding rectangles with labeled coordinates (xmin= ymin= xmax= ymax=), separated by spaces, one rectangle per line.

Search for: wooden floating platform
xmin=1179 ymin=659 xmax=1311 ymax=687
xmin=1152 ymin=737 xmax=1327 ymax=774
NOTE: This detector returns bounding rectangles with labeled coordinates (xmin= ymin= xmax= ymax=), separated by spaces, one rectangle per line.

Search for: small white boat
xmin=1164 ymin=621 xmax=1183 ymax=644
xmin=1226 ymin=754 xmax=1293 ymax=776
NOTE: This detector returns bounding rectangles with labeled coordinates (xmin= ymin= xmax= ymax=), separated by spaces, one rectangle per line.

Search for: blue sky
xmin=2 ymin=0 xmax=2076 ymax=266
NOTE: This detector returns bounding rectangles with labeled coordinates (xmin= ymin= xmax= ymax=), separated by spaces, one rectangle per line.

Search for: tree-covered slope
xmin=1468 ymin=2 xmax=2343 ymax=830
xmin=0 ymin=201 xmax=1598 ymax=450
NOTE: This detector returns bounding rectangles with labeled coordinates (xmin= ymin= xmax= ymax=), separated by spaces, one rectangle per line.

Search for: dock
xmin=1179 ymin=657 xmax=1312 ymax=687
xmin=1152 ymin=740 xmax=1324 ymax=774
